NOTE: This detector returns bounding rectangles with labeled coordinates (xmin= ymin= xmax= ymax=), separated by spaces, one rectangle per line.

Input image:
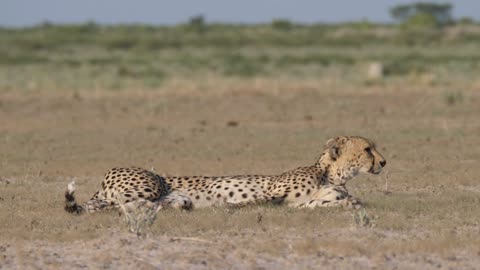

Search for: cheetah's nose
xmin=380 ymin=160 xmax=386 ymax=168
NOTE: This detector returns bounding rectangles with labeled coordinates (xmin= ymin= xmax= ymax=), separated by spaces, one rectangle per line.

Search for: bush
xmin=222 ymin=53 xmax=265 ymax=77
xmin=186 ymin=15 xmax=207 ymax=33
xmin=271 ymin=19 xmax=293 ymax=31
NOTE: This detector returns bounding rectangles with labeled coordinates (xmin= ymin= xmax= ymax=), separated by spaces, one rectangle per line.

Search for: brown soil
xmin=1 ymin=79 xmax=479 ymax=269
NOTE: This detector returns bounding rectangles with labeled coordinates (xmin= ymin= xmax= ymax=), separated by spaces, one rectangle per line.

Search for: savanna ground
xmin=1 ymin=23 xmax=480 ymax=269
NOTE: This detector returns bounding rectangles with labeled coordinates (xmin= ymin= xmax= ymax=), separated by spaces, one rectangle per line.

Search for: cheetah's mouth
xmin=368 ymin=158 xmax=381 ymax=174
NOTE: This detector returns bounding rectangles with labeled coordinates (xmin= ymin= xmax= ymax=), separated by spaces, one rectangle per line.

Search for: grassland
xmin=2 ymin=22 xmax=480 ymax=91
xmin=1 ymin=23 xmax=480 ymax=269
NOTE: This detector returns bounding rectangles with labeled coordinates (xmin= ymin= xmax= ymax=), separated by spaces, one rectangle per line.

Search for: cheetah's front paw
xmin=343 ymin=197 xmax=363 ymax=210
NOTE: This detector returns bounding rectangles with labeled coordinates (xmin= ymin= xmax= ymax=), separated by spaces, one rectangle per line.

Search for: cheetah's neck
xmin=314 ymin=153 xmax=333 ymax=185
xmin=314 ymin=151 xmax=356 ymax=186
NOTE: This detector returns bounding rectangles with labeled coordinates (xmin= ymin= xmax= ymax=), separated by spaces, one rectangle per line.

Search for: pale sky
xmin=1 ymin=0 xmax=478 ymax=27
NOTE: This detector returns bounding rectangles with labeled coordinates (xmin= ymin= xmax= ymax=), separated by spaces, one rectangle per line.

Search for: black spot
xmin=321 ymin=200 xmax=331 ymax=205
xmin=229 ymin=191 xmax=234 ymax=197
xmin=138 ymin=193 xmax=145 ymax=198
xmin=195 ymin=195 xmax=200 ymax=199
xmin=242 ymin=193 xmax=248 ymax=199
xmin=238 ymin=189 xmax=243 ymax=192
xmin=306 ymin=189 xmax=311 ymax=195
xmin=217 ymin=194 xmax=222 ymax=198
xmin=144 ymin=188 xmax=152 ymax=193
xmin=206 ymin=197 xmax=211 ymax=201
xmin=124 ymin=193 xmax=132 ymax=197
xmin=295 ymin=193 xmax=301 ymax=198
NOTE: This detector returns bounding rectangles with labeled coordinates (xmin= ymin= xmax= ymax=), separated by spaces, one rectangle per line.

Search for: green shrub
xmin=271 ymin=19 xmax=293 ymax=31
xmin=222 ymin=53 xmax=265 ymax=77
xmin=184 ymin=15 xmax=207 ymax=33
xmin=0 ymin=53 xmax=49 ymax=65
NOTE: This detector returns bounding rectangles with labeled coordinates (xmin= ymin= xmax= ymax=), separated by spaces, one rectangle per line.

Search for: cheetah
xmin=65 ymin=136 xmax=386 ymax=214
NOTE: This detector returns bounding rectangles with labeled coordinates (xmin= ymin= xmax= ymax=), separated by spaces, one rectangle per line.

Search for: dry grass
xmin=1 ymin=77 xmax=480 ymax=268
xmin=118 ymin=199 xmax=163 ymax=237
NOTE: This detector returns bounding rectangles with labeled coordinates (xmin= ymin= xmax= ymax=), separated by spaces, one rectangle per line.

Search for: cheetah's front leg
xmin=300 ymin=186 xmax=363 ymax=209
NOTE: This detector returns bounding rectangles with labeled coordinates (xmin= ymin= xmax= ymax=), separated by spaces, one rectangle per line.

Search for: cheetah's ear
xmin=326 ymin=138 xmax=341 ymax=161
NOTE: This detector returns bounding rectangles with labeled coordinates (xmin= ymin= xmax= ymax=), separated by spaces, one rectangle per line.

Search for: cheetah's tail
xmin=64 ymin=181 xmax=85 ymax=214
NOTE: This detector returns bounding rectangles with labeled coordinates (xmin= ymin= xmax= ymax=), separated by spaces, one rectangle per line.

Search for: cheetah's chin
xmin=368 ymin=167 xmax=382 ymax=175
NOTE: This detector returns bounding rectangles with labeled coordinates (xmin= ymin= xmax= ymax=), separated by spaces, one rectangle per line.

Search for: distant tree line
xmin=185 ymin=2 xmax=472 ymax=31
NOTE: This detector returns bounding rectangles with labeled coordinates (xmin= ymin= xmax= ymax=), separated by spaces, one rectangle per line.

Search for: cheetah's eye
xmin=364 ymin=147 xmax=372 ymax=154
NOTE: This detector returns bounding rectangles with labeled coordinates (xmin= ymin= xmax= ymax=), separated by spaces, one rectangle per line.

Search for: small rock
xmin=367 ymin=62 xmax=384 ymax=81
xmin=226 ymin=121 xmax=239 ymax=127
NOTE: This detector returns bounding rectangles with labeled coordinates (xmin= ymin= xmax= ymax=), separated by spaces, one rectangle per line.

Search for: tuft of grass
xmin=352 ymin=208 xmax=373 ymax=227
xmin=118 ymin=199 xmax=162 ymax=237
xmin=444 ymin=91 xmax=464 ymax=106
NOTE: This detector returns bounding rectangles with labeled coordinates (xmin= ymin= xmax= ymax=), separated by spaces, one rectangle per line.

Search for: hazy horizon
xmin=2 ymin=0 xmax=480 ymax=27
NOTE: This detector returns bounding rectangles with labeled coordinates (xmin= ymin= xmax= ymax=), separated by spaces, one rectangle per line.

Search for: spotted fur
xmin=64 ymin=136 xmax=386 ymax=214
xmin=64 ymin=168 xmax=192 ymax=214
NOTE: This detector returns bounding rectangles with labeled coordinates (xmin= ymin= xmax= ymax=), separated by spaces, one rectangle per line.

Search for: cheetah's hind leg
xmin=157 ymin=191 xmax=193 ymax=210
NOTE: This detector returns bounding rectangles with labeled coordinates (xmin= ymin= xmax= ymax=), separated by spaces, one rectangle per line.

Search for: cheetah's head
xmin=323 ymin=136 xmax=386 ymax=185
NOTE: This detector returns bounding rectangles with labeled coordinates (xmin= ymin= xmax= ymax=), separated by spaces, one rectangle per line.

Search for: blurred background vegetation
xmin=1 ymin=2 xmax=479 ymax=91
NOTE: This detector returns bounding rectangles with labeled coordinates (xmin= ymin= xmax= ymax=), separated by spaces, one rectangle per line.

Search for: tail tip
xmin=67 ymin=181 xmax=76 ymax=194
